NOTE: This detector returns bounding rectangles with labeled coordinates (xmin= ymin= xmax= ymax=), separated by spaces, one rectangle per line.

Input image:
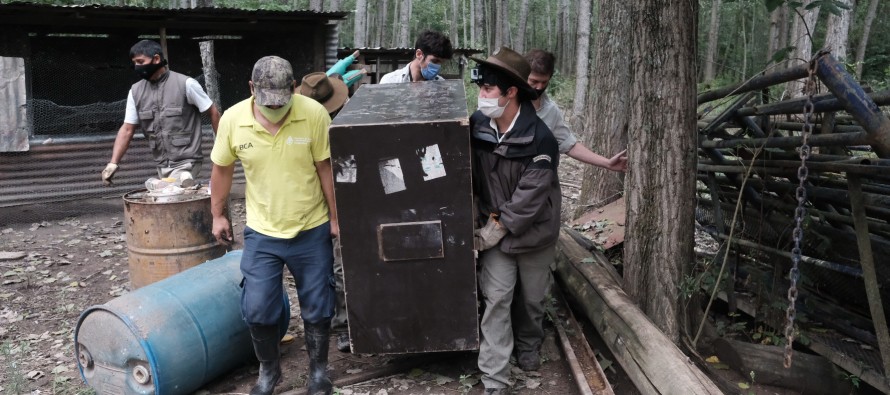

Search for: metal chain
xmin=784 ymin=54 xmax=819 ymax=369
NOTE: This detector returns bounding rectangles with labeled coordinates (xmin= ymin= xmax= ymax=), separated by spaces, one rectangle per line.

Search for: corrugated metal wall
xmin=0 ymin=129 xmax=244 ymax=208
xmin=0 ymin=56 xmax=29 ymax=152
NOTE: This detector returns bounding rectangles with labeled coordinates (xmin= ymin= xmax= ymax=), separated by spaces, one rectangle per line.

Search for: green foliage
xmin=1 ymin=341 xmax=31 ymax=395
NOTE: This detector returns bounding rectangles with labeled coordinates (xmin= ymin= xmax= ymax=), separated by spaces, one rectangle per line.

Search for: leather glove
xmin=474 ymin=215 xmax=508 ymax=251
xmin=101 ymin=163 xmax=118 ymax=186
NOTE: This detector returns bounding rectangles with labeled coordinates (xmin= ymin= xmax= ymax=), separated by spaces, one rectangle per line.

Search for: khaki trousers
xmin=478 ymin=245 xmax=554 ymax=389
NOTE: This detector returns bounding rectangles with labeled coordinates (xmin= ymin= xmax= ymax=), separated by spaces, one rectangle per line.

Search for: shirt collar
xmin=489 ymin=105 xmax=522 ymax=143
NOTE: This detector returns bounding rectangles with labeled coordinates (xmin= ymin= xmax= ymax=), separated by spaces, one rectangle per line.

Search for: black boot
xmin=304 ymin=321 xmax=333 ymax=395
xmin=248 ymin=325 xmax=281 ymax=395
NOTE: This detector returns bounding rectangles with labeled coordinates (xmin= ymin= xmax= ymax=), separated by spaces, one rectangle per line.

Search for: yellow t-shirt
xmin=211 ymin=94 xmax=332 ymax=239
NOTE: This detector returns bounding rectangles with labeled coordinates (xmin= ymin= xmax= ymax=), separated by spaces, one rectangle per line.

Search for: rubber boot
xmin=304 ymin=321 xmax=333 ymax=395
xmin=249 ymin=325 xmax=282 ymax=395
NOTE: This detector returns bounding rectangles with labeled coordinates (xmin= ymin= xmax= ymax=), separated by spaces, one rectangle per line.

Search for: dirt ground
xmin=0 ymin=157 xmax=844 ymax=395
xmin=0 ymin=159 xmax=593 ymax=395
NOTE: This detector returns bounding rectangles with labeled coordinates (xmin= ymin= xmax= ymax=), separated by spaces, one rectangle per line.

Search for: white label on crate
xmin=335 ymin=155 xmax=357 ymax=183
xmin=378 ymin=158 xmax=406 ymax=194
xmin=418 ymin=144 xmax=446 ymax=181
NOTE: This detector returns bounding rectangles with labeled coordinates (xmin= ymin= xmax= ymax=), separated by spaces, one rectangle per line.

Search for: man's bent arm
xmin=210 ymin=163 xmax=235 ymax=245
xmin=206 ymin=105 xmax=222 ymax=135
xmin=109 ymin=123 xmax=137 ymax=164
xmin=315 ymin=159 xmax=339 ymax=237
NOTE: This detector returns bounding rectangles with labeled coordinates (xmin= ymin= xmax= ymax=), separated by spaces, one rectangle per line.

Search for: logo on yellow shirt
xmin=239 ymin=142 xmax=254 ymax=151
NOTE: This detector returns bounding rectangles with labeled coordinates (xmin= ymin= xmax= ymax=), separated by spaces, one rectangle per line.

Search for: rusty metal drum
xmin=74 ymin=250 xmax=290 ymax=395
xmin=123 ymin=190 xmax=225 ymax=289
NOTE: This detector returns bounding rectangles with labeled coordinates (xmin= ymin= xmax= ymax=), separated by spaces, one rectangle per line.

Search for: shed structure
xmin=0 ymin=2 xmax=347 ymax=208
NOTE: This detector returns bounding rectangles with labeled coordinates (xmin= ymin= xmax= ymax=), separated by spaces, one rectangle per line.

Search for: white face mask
xmin=477 ymin=96 xmax=507 ymax=119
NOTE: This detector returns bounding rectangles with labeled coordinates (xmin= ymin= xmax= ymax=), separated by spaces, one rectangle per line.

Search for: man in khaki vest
xmin=101 ymin=40 xmax=221 ymax=185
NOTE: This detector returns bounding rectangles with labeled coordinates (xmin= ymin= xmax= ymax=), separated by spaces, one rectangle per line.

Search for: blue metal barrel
xmin=74 ymin=250 xmax=290 ymax=395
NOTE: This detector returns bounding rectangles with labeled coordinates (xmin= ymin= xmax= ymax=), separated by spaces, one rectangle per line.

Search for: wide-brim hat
xmin=299 ymin=72 xmax=349 ymax=114
xmin=469 ymin=46 xmax=537 ymax=100
xmin=252 ymin=56 xmax=295 ymax=107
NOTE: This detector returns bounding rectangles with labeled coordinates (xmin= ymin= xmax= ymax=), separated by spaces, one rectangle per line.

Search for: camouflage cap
xmin=251 ymin=56 xmax=295 ymax=107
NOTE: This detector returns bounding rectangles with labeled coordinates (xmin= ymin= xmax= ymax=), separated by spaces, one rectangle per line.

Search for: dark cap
xmin=299 ymin=72 xmax=349 ymax=114
xmin=252 ymin=56 xmax=295 ymax=107
xmin=470 ymin=47 xmax=537 ymax=100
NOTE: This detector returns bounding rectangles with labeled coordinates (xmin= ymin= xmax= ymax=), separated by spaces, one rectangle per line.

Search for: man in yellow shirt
xmin=210 ymin=56 xmax=338 ymax=395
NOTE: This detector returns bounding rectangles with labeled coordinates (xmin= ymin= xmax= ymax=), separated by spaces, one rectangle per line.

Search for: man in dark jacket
xmin=469 ymin=47 xmax=560 ymax=395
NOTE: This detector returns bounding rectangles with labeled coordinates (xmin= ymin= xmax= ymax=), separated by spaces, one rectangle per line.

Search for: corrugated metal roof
xmin=1 ymin=1 xmax=349 ymax=18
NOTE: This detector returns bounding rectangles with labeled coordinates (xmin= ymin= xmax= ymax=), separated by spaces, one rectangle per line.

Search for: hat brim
xmin=255 ymin=87 xmax=294 ymax=107
xmin=469 ymin=56 xmax=538 ymax=100
xmin=321 ymin=78 xmax=349 ymax=114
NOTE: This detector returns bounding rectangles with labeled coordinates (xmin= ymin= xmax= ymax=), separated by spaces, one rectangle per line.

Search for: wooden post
xmin=159 ymin=27 xmax=169 ymax=66
xmin=847 ymin=174 xmax=890 ymax=375
xmin=199 ymin=40 xmax=221 ymax=109
xmin=554 ymin=229 xmax=723 ymax=395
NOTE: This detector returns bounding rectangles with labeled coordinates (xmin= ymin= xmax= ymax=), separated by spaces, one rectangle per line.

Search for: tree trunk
xmin=702 ymin=0 xmax=721 ymax=83
xmin=469 ymin=0 xmax=477 ymax=46
xmin=855 ymin=0 xmax=879 ymax=79
xmin=398 ymin=0 xmax=411 ymax=47
xmin=824 ymin=0 xmax=852 ymax=62
xmin=578 ymin=1 xmax=631 ymax=213
xmin=450 ymin=0 xmax=460 ymax=48
xmin=493 ymin=0 xmax=504 ymax=50
xmin=462 ymin=0 xmax=468 ymax=49
xmin=354 ymin=0 xmax=368 ymax=47
xmin=330 ymin=0 xmax=341 ymax=11
xmin=625 ymin=0 xmax=699 ymax=343
xmin=546 ymin=0 xmax=552 ymax=51
xmin=515 ymin=0 xmax=530 ymax=53
xmin=560 ymin=0 xmax=573 ymax=74
xmin=378 ymin=0 xmax=389 ymax=47
xmin=309 ymin=0 xmax=322 ymax=11
xmin=391 ymin=0 xmax=400 ymax=47
xmin=787 ymin=1 xmax=820 ymax=97
xmin=570 ymin=0 xmax=591 ymax=124
xmin=768 ymin=3 xmax=791 ymax=69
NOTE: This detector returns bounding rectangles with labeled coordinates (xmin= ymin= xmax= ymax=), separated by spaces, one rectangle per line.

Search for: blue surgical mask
xmin=421 ymin=62 xmax=441 ymax=80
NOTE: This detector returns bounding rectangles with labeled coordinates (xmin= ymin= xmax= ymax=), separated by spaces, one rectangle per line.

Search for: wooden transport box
xmin=329 ymin=80 xmax=479 ymax=354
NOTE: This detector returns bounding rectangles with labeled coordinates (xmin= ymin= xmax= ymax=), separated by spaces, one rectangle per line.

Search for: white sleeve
xmin=185 ymin=78 xmax=214 ymax=113
xmin=123 ymin=90 xmax=139 ymax=125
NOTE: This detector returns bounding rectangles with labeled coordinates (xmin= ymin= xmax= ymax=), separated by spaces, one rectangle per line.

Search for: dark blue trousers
xmin=241 ymin=222 xmax=335 ymax=326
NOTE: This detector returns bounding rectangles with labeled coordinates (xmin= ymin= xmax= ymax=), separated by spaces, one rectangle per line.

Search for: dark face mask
xmin=134 ymin=59 xmax=167 ymax=81
xmin=535 ymin=87 xmax=546 ymax=98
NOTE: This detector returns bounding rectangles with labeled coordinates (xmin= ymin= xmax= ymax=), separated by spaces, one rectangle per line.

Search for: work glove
xmin=101 ymin=163 xmax=118 ymax=186
xmin=474 ymin=215 xmax=508 ymax=251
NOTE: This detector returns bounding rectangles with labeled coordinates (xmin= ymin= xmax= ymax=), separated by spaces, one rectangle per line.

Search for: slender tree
xmin=767 ymin=2 xmax=789 ymax=68
xmin=571 ymin=0 xmax=592 ymax=122
xmin=378 ymin=0 xmax=389 ymax=47
xmin=355 ymin=0 xmax=368 ymax=47
xmin=475 ymin=0 xmax=486 ymax=49
xmin=398 ymin=0 xmax=412 ymax=47
xmin=392 ymin=0 xmax=400 ymax=47
xmin=624 ymin=0 xmax=699 ymax=343
xmin=330 ymin=0 xmax=341 ymax=11
xmin=545 ymin=0 xmax=552 ymax=50
xmin=515 ymin=0 xmax=530 ymax=53
xmin=578 ymin=0 xmax=632 ymax=211
xmin=470 ymin=0 xmax=477 ymax=46
xmin=824 ymin=0 xmax=853 ymax=62
xmin=309 ymin=0 xmax=322 ymax=10
xmin=702 ymin=0 xmax=721 ymax=83
xmin=787 ymin=1 xmax=820 ymax=97
xmin=854 ymin=0 xmax=879 ymax=79
xmin=451 ymin=0 xmax=460 ymax=48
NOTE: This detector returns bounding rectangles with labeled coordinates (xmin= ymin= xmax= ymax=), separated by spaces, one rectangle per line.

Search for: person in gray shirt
xmin=525 ymin=49 xmax=626 ymax=171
